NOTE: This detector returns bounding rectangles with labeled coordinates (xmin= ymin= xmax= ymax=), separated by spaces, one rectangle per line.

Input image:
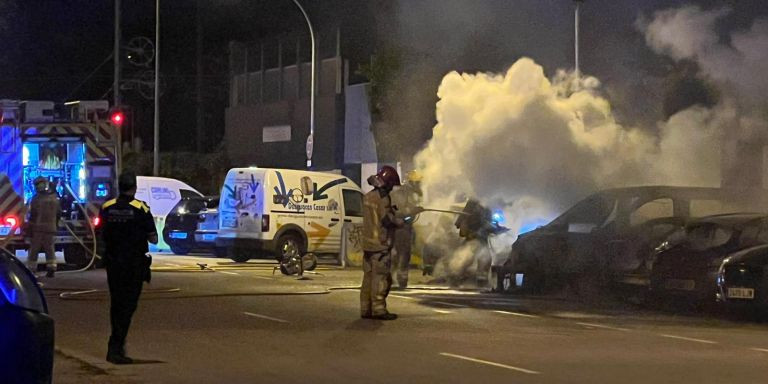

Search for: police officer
xmin=27 ymin=177 xmax=60 ymax=277
xmin=360 ymin=166 xmax=407 ymax=320
xmin=390 ymin=170 xmax=423 ymax=289
xmin=99 ymin=172 xmax=157 ymax=364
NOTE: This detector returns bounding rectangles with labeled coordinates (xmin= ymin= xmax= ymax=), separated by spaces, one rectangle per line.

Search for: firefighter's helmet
xmin=33 ymin=177 xmax=49 ymax=192
xmin=376 ymin=166 xmax=401 ymax=189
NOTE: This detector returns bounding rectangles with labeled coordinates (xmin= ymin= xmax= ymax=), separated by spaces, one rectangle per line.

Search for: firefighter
xmin=99 ymin=172 xmax=157 ymax=364
xmin=26 ymin=177 xmax=60 ymax=277
xmin=360 ymin=166 xmax=407 ymax=320
xmin=390 ymin=170 xmax=423 ymax=289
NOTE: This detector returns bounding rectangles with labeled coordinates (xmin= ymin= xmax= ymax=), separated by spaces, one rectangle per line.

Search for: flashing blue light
xmin=492 ymin=210 xmax=505 ymax=224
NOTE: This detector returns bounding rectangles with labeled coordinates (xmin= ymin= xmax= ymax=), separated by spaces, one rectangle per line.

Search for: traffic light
xmin=110 ymin=110 xmax=125 ymax=126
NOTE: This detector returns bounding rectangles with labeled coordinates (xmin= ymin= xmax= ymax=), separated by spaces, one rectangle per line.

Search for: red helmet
xmin=376 ymin=166 xmax=401 ymax=188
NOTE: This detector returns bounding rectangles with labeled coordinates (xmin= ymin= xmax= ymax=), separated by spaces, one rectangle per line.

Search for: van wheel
xmin=275 ymin=233 xmax=304 ymax=263
xmin=230 ymin=247 xmax=251 ymax=263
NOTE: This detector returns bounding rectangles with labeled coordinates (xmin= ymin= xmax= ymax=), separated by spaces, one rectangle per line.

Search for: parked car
xmin=135 ymin=176 xmax=203 ymax=251
xmin=717 ymin=244 xmax=768 ymax=313
xmin=0 ymin=251 xmax=54 ymax=384
xmin=493 ymin=186 xmax=740 ymax=293
xmin=649 ymin=213 xmax=768 ymax=306
xmin=163 ymin=196 xmax=219 ymax=255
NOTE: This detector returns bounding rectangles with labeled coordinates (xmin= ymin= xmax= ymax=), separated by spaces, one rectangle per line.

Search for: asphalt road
xmin=44 ymin=254 xmax=768 ymax=384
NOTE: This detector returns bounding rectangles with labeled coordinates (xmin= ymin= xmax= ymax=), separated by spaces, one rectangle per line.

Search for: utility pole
xmin=196 ymin=0 xmax=204 ymax=153
xmin=574 ymin=0 xmax=583 ymax=78
xmin=153 ymin=0 xmax=160 ymax=176
xmin=113 ymin=0 xmax=121 ymax=106
xmin=291 ymin=0 xmax=316 ymax=168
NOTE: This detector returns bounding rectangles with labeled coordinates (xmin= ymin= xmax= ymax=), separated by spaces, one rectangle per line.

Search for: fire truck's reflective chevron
xmin=0 ymin=174 xmax=25 ymax=233
xmin=20 ymin=123 xmax=116 ymax=162
xmin=0 ymin=125 xmax=23 ymax=196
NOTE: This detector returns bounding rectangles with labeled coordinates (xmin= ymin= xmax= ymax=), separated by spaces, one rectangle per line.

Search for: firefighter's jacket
xmin=362 ymin=189 xmax=399 ymax=253
xmin=29 ymin=192 xmax=60 ymax=234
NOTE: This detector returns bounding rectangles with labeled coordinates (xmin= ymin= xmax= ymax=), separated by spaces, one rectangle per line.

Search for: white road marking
xmin=577 ymin=322 xmax=630 ymax=332
xmin=243 ymin=312 xmax=289 ymax=323
xmin=751 ymin=348 xmax=768 ymax=353
xmin=493 ymin=310 xmax=540 ymax=319
xmin=433 ymin=309 xmax=453 ymax=314
xmin=433 ymin=301 xmax=468 ymax=308
xmin=218 ymin=271 xmax=239 ymax=276
xmin=659 ymin=334 xmax=718 ymax=344
xmin=251 ymin=275 xmax=273 ymax=280
xmin=439 ymin=353 xmax=540 ymax=375
xmin=390 ymin=294 xmax=417 ymax=301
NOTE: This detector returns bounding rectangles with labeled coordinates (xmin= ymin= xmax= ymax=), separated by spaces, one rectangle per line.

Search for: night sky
xmin=1 ymin=0 xmax=766 ymax=153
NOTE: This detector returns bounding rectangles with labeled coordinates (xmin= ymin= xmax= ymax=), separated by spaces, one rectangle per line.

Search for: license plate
xmin=727 ymin=287 xmax=755 ymax=299
xmin=202 ymin=233 xmax=216 ymax=242
xmin=665 ymin=279 xmax=696 ymax=291
xmin=170 ymin=232 xmax=188 ymax=239
xmin=0 ymin=226 xmax=10 ymax=236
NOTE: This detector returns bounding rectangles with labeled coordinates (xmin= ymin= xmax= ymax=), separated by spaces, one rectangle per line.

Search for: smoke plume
xmin=413 ymin=4 xmax=768 ymax=276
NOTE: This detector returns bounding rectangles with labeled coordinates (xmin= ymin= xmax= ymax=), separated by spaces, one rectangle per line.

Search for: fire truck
xmin=0 ymin=99 xmax=121 ymax=266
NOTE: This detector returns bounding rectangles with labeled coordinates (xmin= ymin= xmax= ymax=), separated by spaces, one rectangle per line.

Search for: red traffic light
xmin=110 ymin=111 xmax=125 ymax=126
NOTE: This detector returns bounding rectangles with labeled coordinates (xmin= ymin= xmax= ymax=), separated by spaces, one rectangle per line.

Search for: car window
xmin=180 ymin=189 xmax=201 ymax=199
xmin=630 ymin=198 xmax=674 ymax=226
xmin=342 ymin=189 xmax=363 ymax=217
xmin=687 ymin=224 xmax=732 ymax=251
xmin=554 ymin=195 xmax=616 ymax=227
xmin=0 ymin=255 xmax=47 ymax=313
xmin=690 ymin=199 xmax=726 ymax=217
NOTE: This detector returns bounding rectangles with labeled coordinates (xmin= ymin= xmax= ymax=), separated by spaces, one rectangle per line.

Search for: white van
xmin=215 ymin=168 xmax=364 ymax=262
xmin=135 ymin=176 xmax=203 ymax=251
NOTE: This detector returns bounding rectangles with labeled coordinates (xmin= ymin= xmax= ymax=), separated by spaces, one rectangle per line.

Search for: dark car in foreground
xmin=495 ymin=186 xmax=733 ymax=293
xmin=650 ymin=213 xmax=768 ymax=306
xmin=163 ymin=196 xmax=220 ymax=255
xmin=717 ymin=244 xmax=768 ymax=313
xmin=0 ymin=250 xmax=54 ymax=384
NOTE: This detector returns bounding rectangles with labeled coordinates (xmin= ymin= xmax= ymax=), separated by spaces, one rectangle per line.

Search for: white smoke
xmin=412 ymin=4 xmax=768 ymax=277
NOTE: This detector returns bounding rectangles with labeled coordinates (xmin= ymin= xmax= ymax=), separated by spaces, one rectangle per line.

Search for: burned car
xmin=492 ymin=186 xmax=740 ymax=294
xmin=649 ymin=213 xmax=768 ymax=306
xmin=717 ymin=244 xmax=768 ymax=314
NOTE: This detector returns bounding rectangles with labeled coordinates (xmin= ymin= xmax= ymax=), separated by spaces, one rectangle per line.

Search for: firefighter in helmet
xmin=360 ymin=166 xmax=419 ymax=320
xmin=27 ymin=176 xmax=61 ymax=277
xmin=390 ymin=170 xmax=424 ymax=289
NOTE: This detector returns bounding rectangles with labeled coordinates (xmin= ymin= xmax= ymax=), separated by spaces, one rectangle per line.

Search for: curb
xmin=54 ymin=346 xmax=125 ymax=376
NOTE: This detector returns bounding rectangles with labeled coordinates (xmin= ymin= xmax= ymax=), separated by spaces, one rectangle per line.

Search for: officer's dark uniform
xmin=99 ymin=194 xmax=156 ymax=362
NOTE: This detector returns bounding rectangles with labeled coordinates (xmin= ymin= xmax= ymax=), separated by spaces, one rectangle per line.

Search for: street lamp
xmin=291 ymin=0 xmax=316 ymax=168
xmin=153 ymin=0 xmax=160 ymax=176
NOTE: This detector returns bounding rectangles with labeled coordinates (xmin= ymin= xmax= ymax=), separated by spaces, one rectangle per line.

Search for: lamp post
xmin=291 ymin=0 xmax=316 ymax=168
xmin=153 ymin=0 xmax=160 ymax=176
